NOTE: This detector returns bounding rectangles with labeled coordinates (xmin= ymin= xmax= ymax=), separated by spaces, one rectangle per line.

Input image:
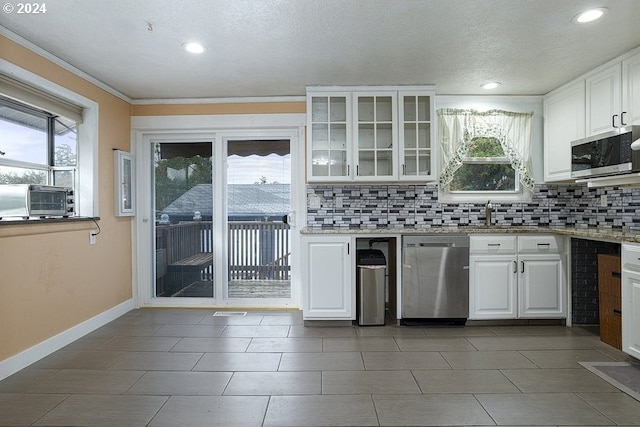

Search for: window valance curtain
xmin=437 ymin=108 xmax=535 ymax=191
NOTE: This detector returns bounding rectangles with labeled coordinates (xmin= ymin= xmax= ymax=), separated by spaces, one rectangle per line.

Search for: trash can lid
xmin=356 ymin=249 xmax=386 ymax=266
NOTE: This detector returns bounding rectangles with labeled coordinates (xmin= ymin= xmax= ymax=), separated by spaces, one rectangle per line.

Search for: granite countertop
xmin=301 ymin=225 xmax=640 ymax=244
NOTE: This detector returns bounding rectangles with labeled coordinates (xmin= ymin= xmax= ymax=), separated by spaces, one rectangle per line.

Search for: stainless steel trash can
xmin=357 ymin=249 xmax=386 ymax=326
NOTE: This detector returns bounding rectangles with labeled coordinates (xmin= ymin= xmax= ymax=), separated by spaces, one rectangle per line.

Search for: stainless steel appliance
xmin=356 ymin=249 xmax=386 ymax=326
xmin=0 ymin=184 xmax=74 ymax=219
xmin=402 ymin=235 xmax=469 ymax=323
xmin=571 ymin=125 xmax=640 ymax=178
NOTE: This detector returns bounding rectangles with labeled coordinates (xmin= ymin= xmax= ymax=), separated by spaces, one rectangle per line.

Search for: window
xmin=438 ymin=108 xmax=534 ymax=203
xmin=0 ymin=95 xmax=78 ymax=192
xmin=449 ymin=137 xmax=518 ymax=192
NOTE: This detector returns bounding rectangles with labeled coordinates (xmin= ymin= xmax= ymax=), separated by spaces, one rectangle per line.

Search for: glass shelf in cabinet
xmin=403 ymin=96 xmax=417 ymax=121
xmin=376 ymin=97 xmax=393 ymax=121
xmin=418 ymin=123 xmax=431 ymax=148
xmin=358 ymin=124 xmax=375 ymax=149
xmin=329 ymin=124 xmax=347 ymax=149
xmin=404 ymin=123 xmax=417 ymax=148
xmin=329 ymin=97 xmax=347 ymax=121
xmin=376 ymin=124 xmax=393 ymax=149
xmin=311 ymin=97 xmax=328 ymax=122
xmin=312 ymin=124 xmax=329 ymax=149
xmin=358 ymin=97 xmax=375 ymax=122
xmin=417 ymin=96 xmax=431 ymax=121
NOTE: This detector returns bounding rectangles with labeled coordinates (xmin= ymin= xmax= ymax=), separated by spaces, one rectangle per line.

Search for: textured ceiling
xmin=2 ymin=0 xmax=640 ymax=100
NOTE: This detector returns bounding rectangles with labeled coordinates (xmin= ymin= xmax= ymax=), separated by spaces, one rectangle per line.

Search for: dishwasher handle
xmin=417 ymin=242 xmax=456 ymax=248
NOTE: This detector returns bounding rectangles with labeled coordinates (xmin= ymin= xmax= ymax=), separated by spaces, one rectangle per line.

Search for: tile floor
xmin=1 ymin=309 xmax=640 ymax=426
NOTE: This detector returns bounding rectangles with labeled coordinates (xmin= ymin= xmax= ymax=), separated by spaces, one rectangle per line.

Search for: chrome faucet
xmin=485 ymin=200 xmax=493 ymax=226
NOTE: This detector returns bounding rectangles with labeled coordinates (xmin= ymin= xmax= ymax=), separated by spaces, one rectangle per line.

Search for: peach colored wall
xmin=132 ymin=102 xmax=305 ymax=116
xmin=0 ymin=35 xmax=132 ymax=361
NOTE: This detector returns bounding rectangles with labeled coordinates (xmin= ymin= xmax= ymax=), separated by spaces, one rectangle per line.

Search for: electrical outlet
xmin=600 ymin=195 xmax=607 ymax=207
xmin=89 ymin=230 xmax=97 ymax=245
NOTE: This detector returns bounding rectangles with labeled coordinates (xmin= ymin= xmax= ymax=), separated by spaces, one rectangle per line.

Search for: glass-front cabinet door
xmin=354 ymin=93 xmax=397 ymax=180
xmin=399 ymin=92 xmax=434 ymax=180
xmin=307 ymin=93 xmax=351 ymax=181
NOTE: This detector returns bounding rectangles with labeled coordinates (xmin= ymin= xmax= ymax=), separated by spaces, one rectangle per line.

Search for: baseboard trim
xmin=0 ymin=299 xmax=135 ymax=381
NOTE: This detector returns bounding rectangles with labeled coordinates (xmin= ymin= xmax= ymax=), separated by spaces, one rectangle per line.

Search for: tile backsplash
xmin=306 ymin=183 xmax=640 ymax=231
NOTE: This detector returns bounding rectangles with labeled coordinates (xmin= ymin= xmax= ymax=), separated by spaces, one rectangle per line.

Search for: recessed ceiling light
xmin=184 ymin=42 xmax=205 ymax=54
xmin=573 ymin=7 xmax=608 ymax=24
xmin=481 ymin=82 xmax=501 ymax=90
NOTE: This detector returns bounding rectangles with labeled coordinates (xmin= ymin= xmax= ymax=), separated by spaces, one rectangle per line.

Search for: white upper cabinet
xmin=586 ymin=63 xmax=622 ymax=135
xmin=543 ymin=81 xmax=585 ymax=182
xmin=586 ymin=49 xmax=640 ymax=134
xmin=353 ymin=92 xmax=397 ymax=181
xmin=622 ymin=50 xmax=640 ymax=126
xmin=306 ymin=86 xmax=435 ymax=183
xmin=398 ymin=92 xmax=435 ymax=181
xmin=543 ymin=47 xmax=640 ymax=183
xmin=307 ymin=93 xmax=352 ymax=181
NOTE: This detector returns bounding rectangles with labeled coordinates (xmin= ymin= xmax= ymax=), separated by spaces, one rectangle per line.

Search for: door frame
xmin=131 ymin=113 xmax=306 ymax=308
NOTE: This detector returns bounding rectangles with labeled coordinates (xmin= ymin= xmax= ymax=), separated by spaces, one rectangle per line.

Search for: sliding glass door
xmin=153 ymin=142 xmax=214 ymax=298
xmin=225 ymin=140 xmax=291 ymax=299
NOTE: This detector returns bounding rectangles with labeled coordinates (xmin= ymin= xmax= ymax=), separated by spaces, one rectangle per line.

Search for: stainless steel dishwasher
xmin=402 ymin=235 xmax=469 ymax=323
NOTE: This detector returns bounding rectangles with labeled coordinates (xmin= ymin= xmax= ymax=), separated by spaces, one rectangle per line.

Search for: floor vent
xmin=213 ymin=311 xmax=247 ymax=317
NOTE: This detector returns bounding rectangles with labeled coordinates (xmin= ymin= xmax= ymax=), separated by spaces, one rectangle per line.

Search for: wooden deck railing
xmin=228 ymin=221 xmax=291 ymax=280
xmin=155 ymin=220 xmax=291 ymax=292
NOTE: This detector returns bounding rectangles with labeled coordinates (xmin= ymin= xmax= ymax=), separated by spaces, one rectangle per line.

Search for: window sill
xmin=0 ymin=217 xmax=100 ymax=238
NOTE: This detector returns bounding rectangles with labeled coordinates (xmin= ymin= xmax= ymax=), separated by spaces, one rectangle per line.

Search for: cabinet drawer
xmin=622 ymin=243 xmax=640 ymax=273
xmin=517 ymin=235 xmax=563 ymax=253
xmin=470 ymin=235 xmax=517 ymax=254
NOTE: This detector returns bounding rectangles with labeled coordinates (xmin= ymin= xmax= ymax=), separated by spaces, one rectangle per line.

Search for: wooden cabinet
xmin=598 ymin=254 xmax=622 ymax=350
xmin=469 ymin=235 xmax=566 ymax=320
xmin=306 ymin=86 xmax=435 ymax=183
xmin=543 ymin=81 xmax=585 ymax=182
xmin=622 ymin=244 xmax=640 ymax=360
xmin=301 ymin=235 xmax=354 ymax=320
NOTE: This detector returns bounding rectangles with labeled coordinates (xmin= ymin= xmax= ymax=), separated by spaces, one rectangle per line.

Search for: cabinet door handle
xmin=537 ymin=243 xmax=550 ymax=247
xmin=402 ymin=164 xmax=406 ymax=175
xmin=356 ymin=165 xmax=359 ymax=176
xmin=347 ymin=243 xmax=350 ymax=255
xmin=521 ymin=261 xmax=525 ymax=273
xmin=347 ymin=164 xmax=350 ymax=176
xmin=612 ymin=114 xmax=618 ymax=128
xmin=613 ymin=309 xmax=622 ymax=317
xmin=487 ymin=243 xmax=501 ymax=247
xmin=621 ymin=111 xmax=627 ymax=126
xmin=513 ymin=260 xmax=517 ymax=273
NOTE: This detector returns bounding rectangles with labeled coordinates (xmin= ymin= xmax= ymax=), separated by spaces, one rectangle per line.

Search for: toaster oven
xmin=0 ymin=184 xmax=74 ymax=219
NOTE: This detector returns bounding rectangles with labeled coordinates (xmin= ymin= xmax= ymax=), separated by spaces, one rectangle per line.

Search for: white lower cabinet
xmin=469 ymin=235 xmax=567 ymax=320
xmin=469 ymin=255 xmax=518 ymax=319
xmin=518 ymin=255 xmax=565 ymax=318
xmin=622 ymin=243 xmax=640 ymax=359
xmin=301 ymin=235 xmax=354 ymax=320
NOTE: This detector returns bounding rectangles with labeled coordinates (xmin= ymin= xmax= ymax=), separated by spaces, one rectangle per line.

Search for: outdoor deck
xmin=172 ymin=280 xmax=291 ymax=298
xmin=155 ymin=220 xmax=291 ymax=298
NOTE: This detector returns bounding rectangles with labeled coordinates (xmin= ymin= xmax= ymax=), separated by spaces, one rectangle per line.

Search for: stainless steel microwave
xmin=0 ymin=184 xmax=74 ymax=219
xmin=570 ymin=125 xmax=640 ymax=178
